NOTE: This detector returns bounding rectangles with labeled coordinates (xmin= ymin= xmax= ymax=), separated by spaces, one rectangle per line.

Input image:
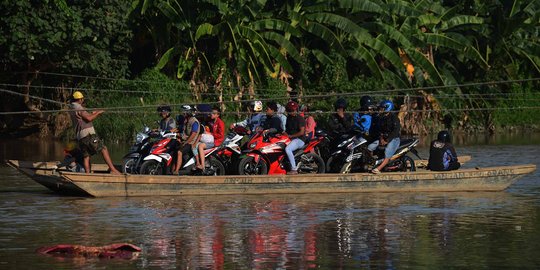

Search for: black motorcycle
xmin=320 ymin=130 xmax=365 ymax=173
xmin=121 ymin=126 xmax=156 ymax=174
xmin=339 ymin=137 xmax=422 ymax=173
xmin=325 ymin=134 xmax=370 ymax=173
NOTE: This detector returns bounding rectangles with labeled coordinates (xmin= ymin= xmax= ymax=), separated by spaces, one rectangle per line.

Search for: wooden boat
xmin=6 ymin=158 xmax=535 ymax=197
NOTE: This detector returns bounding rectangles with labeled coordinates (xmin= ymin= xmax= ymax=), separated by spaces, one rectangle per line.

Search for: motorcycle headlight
xmin=249 ymin=142 xmax=257 ymax=149
xmin=136 ymin=133 xmax=145 ymax=144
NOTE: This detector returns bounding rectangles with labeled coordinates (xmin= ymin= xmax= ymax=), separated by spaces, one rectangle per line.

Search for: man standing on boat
xmin=68 ymin=91 xmax=120 ymax=174
xmin=427 ymin=130 xmax=460 ymax=171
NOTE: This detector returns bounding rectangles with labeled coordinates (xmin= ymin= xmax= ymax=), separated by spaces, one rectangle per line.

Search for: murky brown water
xmin=1 ymin=134 xmax=540 ymax=269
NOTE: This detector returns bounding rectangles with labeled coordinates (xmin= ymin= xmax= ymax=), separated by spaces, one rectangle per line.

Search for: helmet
xmin=334 ymin=98 xmax=347 ymax=110
xmin=157 ymin=105 xmax=172 ymax=113
xmin=360 ymin=95 xmax=374 ymax=111
xmin=378 ymin=100 xmax=394 ymax=112
xmin=249 ymin=100 xmax=263 ymax=112
xmin=196 ymin=103 xmax=212 ymax=114
xmin=437 ymin=130 xmax=452 ymax=143
xmin=72 ymin=91 xmax=84 ymax=99
xmin=180 ymin=104 xmax=196 ymax=115
xmin=285 ymin=101 xmax=299 ymax=112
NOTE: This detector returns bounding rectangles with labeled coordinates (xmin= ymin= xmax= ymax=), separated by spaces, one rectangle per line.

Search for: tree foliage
xmin=0 ymin=0 xmax=133 ymax=78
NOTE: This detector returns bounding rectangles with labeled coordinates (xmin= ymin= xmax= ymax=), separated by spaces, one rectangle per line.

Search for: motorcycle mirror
xmin=143 ymin=126 xmax=151 ymax=133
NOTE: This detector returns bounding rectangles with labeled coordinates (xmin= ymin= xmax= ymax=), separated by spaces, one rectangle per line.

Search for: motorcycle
xmin=238 ymin=130 xmax=326 ymax=175
xmin=211 ymin=126 xmax=249 ymax=175
xmin=139 ymin=132 xmax=226 ymax=176
xmin=121 ymin=126 xmax=156 ymax=174
xmin=325 ymin=134 xmax=369 ymax=173
xmin=339 ymin=137 xmax=422 ymax=173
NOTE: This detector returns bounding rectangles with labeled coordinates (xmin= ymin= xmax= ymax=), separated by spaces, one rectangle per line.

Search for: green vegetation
xmin=0 ymin=0 xmax=539 ymax=141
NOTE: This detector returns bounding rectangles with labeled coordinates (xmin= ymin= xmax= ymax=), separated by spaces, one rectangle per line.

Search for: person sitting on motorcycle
xmin=276 ymin=103 xmax=287 ymax=132
xmin=157 ymin=105 xmax=177 ymax=132
xmin=260 ymin=100 xmax=284 ymax=135
xmin=300 ymin=104 xmax=316 ymax=141
xmin=427 ymin=130 xmax=461 ymax=171
xmin=173 ymin=105 xmax=200 ymax=175
xmin=193 ymin=124 xmax=215 ymax=172
xmin=230 ymin=100 xmax=266 ymax=134
xmin=328 ymin=98 xmax=352 ymax=136
xmin=367 ymin=100 xmax=401 ymax=174
xmin=284 ymin=101 xmax=306 ymax=175
xmin=210 ymin=106 xmax=225 ymax=146
xmin=352 ymin=95 xmax=375 ymax=138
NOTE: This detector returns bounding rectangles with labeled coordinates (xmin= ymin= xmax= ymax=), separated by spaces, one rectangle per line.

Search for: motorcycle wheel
xmin=399 ymin=155 xmax=416 ymax=172
xmin=238 ymin=156 xmax=268 ymax=175
xmin=326 ymin=156 xmax=344 ymax=173
xmin=297 ymin=153 xmax=325 ymax=174
xmin=139 ymin=160 xmax=164 ymax=175
xmin=340 ymin=162 xmax=353 ymax=174
xmin=122 ymin=158 xmax=138 ymax=174
xmin=204 ymin=156 xmax=226 ymax=176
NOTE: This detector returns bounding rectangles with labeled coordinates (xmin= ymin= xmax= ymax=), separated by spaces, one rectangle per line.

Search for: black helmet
xmin=359 ymin=96 xmax=374 ymax=111
xmin=157 ymin=105 xmax=172 ymax=113
xmin=437 ymin=130 xmax=451 ymax=143
xmin=334 ymin=98 xmax=347 ymax=110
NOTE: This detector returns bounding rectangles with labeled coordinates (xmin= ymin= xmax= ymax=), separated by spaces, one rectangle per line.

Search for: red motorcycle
xmin=139 ymin=131 xmax=225 ymax=175
xmin=238 ymin=130 xmax=326 ymax=175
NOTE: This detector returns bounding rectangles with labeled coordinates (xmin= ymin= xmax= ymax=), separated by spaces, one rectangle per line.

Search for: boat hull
xmin=6 ymin=160 xmax=90 ymax=196
xmin=6 ymin=159 xmax=534 ymax=197
xmin=60 ymin=164 xmax=536 ymax=197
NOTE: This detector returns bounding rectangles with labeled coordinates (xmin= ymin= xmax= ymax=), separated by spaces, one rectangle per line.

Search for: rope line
xmin=3 ymin=72 xmax=539 ymax=93
xmin=1 ymin=106 xmax=540 ymax=116
xmin=1 ymin=78 xmax=539 ymax=115
xmin=1 ymin=82 xmax=539 ymax=99
xmin=0 ymin=88 xmax=65 ymax=106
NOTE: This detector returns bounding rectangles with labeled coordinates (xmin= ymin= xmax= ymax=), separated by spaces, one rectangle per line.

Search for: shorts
xmin=78 ymin=134 xmax=105 ymax=157
xmin=193 ymin=141 xmax=214 ymax=155
xmin=367 ymin=137 xmax=400 ymax=159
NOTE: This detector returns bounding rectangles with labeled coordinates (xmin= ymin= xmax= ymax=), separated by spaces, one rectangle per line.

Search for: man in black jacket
xmin=328 ymin=98 xmax=352 ymax=136
xmin=428 ymin=131 xmax=460 ymax=171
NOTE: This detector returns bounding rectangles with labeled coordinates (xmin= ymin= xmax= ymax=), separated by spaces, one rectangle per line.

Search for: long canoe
xmin=6 ymin=160 xmax=533 ymax=197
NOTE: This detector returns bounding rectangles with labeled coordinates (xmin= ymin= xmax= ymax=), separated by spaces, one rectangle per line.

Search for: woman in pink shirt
xmin=300 ymin=104 xmax=316 ymax=141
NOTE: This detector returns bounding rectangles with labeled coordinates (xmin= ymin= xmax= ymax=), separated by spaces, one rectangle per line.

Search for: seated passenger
xmin=157 ymin=105 xmax=177 ymax=132
xmin=230 ymin=100 xmax=266 ymax=134
xmin=367 ymin=100 xmax=401 ymax=174
xmin=260 ymin=100 xmax=283 ymax=135
xmin=428 ymin=131 xmax=461 ymax=171
xmin=284 ymin=101 xmax=306 ymax=175
xmin=193 ymin=125 xmax=214 ymax=172
xmin=210 ymin=106 xmax=225 ymax=146
xmin=300 ymin=104 xmax=316 ymax=141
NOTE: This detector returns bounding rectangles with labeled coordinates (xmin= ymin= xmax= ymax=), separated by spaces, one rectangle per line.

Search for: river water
xmin=1 ymin=134 xmax=539 ymax=269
